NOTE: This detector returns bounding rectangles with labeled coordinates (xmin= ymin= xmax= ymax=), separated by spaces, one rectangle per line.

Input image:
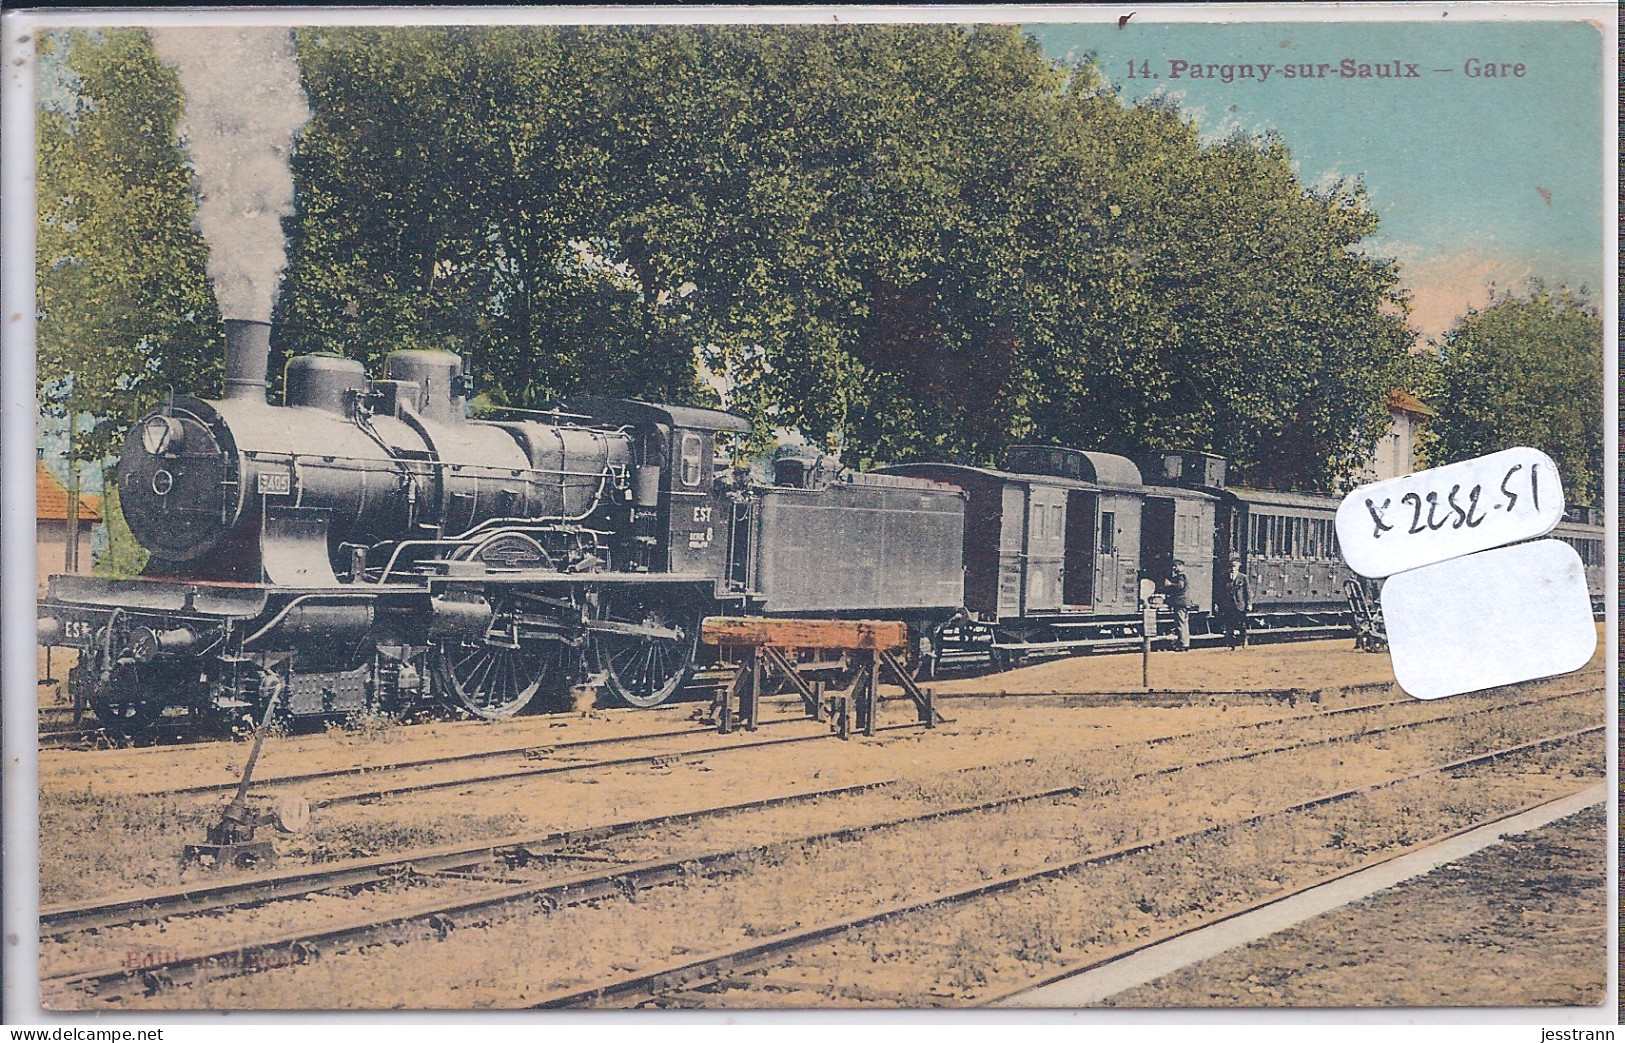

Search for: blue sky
xmin=1029 ymin=19 xmax=1608 ymax=340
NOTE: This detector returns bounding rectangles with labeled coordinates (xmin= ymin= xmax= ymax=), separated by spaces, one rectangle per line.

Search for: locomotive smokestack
xmin=223 ymin=319 xmax=273 ymax=402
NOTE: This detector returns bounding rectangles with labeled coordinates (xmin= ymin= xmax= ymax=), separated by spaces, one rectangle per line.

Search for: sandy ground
xmin=929 ymin=638 xmax=1404 ymax=695
xmin=1104 ymin=805 xmax=1608 ymax=1008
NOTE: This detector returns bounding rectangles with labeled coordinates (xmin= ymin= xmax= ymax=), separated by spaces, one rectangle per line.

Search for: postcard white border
xmin=3 ymin=2 xmax=1617 ymax=1030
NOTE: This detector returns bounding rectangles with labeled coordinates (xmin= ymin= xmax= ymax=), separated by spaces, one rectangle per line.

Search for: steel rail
xmin=182 ymin=682 xmax=1607 ymax=809
xmin=145 ymin=716 xmax=817 ymax=799
xmin=532 ymin=725 xmax=1605 ymax=1009
xmin=40 ymin=705 xmax=1600 ymax=1002
xmin=298 ymin=722 xmax=929 ymax=809
xmin=39 ymin=777 xmax=896 ymax=938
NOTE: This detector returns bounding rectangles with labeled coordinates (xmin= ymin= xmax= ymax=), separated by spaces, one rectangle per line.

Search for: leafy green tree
xmin=279 ymin=25 xmax=1412 ymax=485
xmin=1422 ymin=285 xmax=1603 ymax=506
xmin=36 ymin=29 xmax=219 ymax=466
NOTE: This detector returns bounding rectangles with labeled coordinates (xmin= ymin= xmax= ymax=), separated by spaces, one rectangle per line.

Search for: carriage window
xmin=1250 ymin=516 xmax=1265 ymax=556
xmin=1099 ymin=511 xmax=1116 ymax=555
xmin=679 ymin=433 xmax=704 ymax=487
xmin=1176 ymin=507 xmax=1200 ymax=554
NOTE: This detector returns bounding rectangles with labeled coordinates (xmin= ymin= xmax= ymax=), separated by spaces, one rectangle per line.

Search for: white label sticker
xmin=1336 ymin=447 xmax=1564 ymax=578
xmin=1381 ymin=540 xmax=1596 ymax=700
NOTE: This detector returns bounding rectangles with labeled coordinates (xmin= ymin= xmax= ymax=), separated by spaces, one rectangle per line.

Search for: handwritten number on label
xmin=1464 ymin=486 xmax=1486 ymax=527
xmin=1337 ymin=448 xmax=1560 ymax=579
xmin=1424 ymin=491 xmax=1451 ymax=530
xmin=1401 ymin=492 xmax=1426 ymax=534
xmin=1446 ymin=485 xmax=1468 ymax=529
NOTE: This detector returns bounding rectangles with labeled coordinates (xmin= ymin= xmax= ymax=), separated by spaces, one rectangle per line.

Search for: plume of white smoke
xmin=150 ymin=28 xmax=309 ymax=321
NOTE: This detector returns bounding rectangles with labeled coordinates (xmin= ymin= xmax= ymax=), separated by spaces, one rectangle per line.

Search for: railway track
xmin=40 ymin=689 xmax=1601 ymax=1005
xmin=46 ymin=689 xmax=1499 ymax=936
xmin=53 ymin=676 xmax=1595 ymax=812
xmin=536 ymin=729 xmax=1603 ymax=1008
xmin=45 ymin=685 xmax=1590 ymax=940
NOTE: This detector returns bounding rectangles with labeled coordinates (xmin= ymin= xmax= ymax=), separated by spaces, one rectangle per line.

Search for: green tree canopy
xmin=36 ymin=28 xmax=219 ymax=466
xmin=279 ymin=25 xmax=1413 ymax=487
xmin=1421 ymin=285 xmax=1604 ymax=506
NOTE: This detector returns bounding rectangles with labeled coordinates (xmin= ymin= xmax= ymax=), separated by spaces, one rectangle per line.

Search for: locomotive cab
xmin=560 ymin=397 xmax=751 ymax=584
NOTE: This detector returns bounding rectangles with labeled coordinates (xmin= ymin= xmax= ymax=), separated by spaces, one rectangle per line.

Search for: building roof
xmin=36 ymin=461 xmax=101 ymax=523
xmin=1387 ymin=388 xmax=1434 ymax=418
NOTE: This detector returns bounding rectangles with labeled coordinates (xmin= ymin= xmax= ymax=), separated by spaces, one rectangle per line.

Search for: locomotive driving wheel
xmin=590 ymin=588 xmax=701 ymax=708
xmin=432 ymin=599 xmax=554 ymax=720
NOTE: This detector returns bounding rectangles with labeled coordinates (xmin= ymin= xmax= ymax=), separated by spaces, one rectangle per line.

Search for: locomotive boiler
xmin=120 ymin=321 xmax=633 ymax=584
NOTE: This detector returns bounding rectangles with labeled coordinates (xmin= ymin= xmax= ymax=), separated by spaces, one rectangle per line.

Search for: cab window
xmin=679 ymin=433 xmax=704 ymax=487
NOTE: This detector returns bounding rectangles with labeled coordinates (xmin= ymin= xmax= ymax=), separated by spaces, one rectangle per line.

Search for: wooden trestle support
xmin=698 ymin=617 xmax=947 ymax=738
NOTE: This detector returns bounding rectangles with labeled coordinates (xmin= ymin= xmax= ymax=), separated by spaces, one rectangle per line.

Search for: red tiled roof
xmin=36 ymin=461 xmax=101 ymax=522
xmin=1387 ymin=388 xmax=1434 ymax=418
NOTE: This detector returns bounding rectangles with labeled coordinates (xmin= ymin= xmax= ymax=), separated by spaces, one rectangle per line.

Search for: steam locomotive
xmin=37 ymin=321 xmax=965 ymax=736
xmin=38 ymin=321 xmax=1606 ymax=739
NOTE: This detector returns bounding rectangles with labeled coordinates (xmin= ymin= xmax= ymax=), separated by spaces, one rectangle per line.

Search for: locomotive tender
xmin=39 ymin=321 xmax=1605 ymax=738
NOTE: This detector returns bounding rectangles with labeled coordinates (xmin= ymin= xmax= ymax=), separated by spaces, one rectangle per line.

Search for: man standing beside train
xmin=1166 ymin=561 xmax=1191 ymax=651
xmin=1221 ymin=560 xmax=1252 ymax=650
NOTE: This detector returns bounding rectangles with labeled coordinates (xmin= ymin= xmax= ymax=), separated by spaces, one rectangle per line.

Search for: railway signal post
xmin=1140 ymin=582 xmax=1164 ymax=689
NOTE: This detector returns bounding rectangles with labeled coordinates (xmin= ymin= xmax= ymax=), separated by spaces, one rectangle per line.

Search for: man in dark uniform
xmin=1221 ymin=560 xmax=1252 ymax=650
xmin=1166 ymin=561 xmax=1191 ymax=651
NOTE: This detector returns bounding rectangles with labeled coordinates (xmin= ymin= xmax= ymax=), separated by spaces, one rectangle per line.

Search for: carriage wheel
xmin=432 ymin=601 xmax=553 ymax=720
xmin=591 ymin=590 xmax=700 ymax=709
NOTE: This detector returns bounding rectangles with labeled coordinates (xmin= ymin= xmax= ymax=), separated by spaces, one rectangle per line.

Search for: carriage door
xmin=1062 ymin=491 xmax=1097 ymax=608
xmin=1141 ymin=497 xmax=1175 ymax=589
xmin=1024 ymin=484 xmax=1066 ymax=612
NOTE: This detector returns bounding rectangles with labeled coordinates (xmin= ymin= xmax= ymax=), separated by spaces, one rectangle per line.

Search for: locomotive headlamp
xmin=141 ymin=415 xmax=184 ymax=457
